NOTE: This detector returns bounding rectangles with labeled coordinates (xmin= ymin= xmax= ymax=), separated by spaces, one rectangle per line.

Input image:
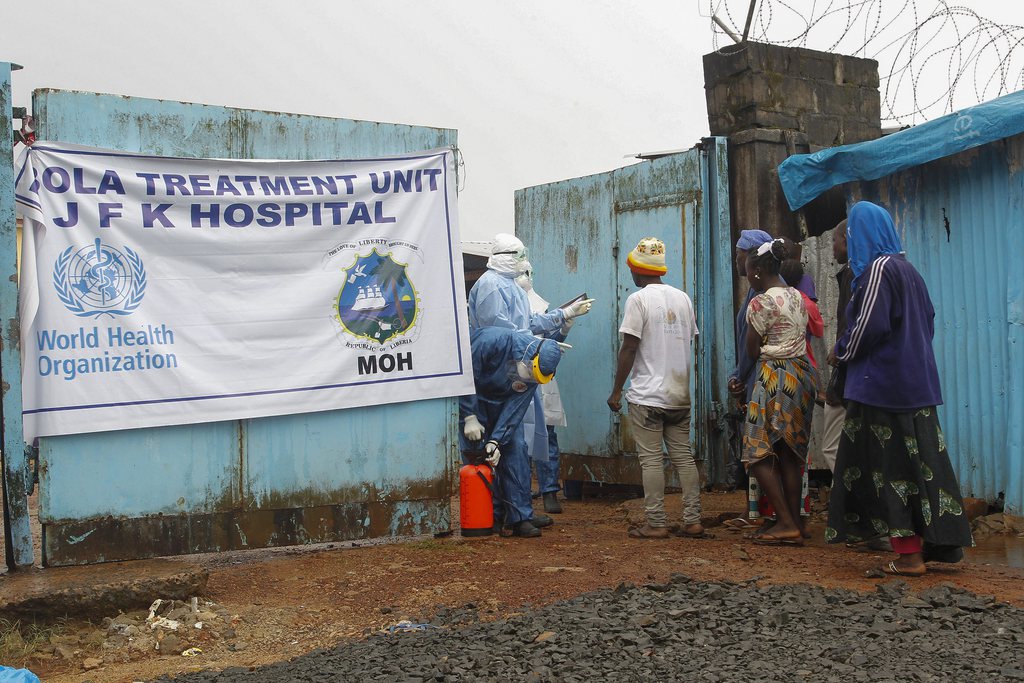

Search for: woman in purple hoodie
xmin=825 ymin=201 xmax=972 ymax=576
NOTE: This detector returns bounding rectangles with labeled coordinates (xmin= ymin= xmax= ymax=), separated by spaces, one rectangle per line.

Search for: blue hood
xmin=847 ymin=201 xmax=903 ymax=288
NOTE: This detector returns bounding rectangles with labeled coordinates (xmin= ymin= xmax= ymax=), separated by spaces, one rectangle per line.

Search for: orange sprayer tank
xmin=459 ymin=463 xmax=494 ymax=536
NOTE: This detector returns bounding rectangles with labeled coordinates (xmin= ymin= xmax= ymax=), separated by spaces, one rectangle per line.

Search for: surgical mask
xmin=516 ymin=361 xmax=533 ymax=381
xmin=515 ymin=270 xmax=533 ymax=291
xmin=508 ymin=341 xmax=541 ymax=385
xmin=517 ymin=339 xmax=555 ymax=384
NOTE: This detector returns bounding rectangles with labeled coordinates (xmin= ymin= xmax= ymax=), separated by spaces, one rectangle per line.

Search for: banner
xmin=15 ymin=142 xmax=473 ymax=440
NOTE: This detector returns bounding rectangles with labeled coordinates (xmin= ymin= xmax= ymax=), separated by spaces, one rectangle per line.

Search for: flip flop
xmin=846 ymin=537 xmax=893 ymax=553
xmin=675 ymin=528 xmax=716 ymax=539
xmin=628 ymin=525 xmax=670 ymax=539
xmin=723 ymin=517 xmax=761 ymax=530
xmin=743 ymin=520 xmax=777 ymax=540
xmin=879 ymin=560 xmax=926 ymax=577
xmin=751 ymin=532 xmax=804 ymax=547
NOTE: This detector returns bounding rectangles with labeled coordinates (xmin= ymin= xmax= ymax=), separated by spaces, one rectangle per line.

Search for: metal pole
xmin=0 ymin=61 xmax=34 ymax=570
xmin=741 ymin=0 xmax=759 ymax=43
xmin=712 ymin=14 xmax=743 ymax=44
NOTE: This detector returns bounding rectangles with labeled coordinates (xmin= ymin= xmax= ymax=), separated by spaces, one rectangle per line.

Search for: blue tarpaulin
xmin=0 ymin=666 xmax=41 ymax=683
xmin=778 ymin=89 xmax=1024 ymax=210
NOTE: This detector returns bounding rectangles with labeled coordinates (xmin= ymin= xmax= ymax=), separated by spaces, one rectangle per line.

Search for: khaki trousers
xmin=628 ymin=403 xmax=702 ymax=527
xmin=821 ymin=402 xmax=846 ymax=473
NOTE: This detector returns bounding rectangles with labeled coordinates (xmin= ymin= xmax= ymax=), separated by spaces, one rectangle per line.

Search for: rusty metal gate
xmin=4 ymin=85 xmax=461 ymax=567
xmin=515 ymin=139 xmax=734 ymax=487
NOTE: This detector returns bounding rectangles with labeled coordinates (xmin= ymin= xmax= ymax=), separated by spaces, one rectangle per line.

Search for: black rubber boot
xmin=508 ymin=521 xmax=541 ymax=538
xmin=543 ymin=492 xmax=563 ymax=514
xmin=531 ymin=514 xmax=553 ymax=528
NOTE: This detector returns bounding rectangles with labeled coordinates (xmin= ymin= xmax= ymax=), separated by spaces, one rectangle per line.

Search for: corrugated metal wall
xmin=843 ymin=134 xmax=1024 ymax=514
xmin=801 ymin=230 xmax=840 ymax=470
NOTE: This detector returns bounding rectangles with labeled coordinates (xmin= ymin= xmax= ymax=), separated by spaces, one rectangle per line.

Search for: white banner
xmin=15 ymin=142 xmax=473 ymax=440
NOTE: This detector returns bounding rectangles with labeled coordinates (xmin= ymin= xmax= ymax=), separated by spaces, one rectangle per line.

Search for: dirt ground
xmin=10 ymin=490 xmax=1024 ymax=682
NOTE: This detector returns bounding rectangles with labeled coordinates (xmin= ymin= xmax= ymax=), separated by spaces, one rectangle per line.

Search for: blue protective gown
xmin=467 ymin=269 xmax=567 ymax=461
xmin=468 ymin=269 xmax=566 ymax=335
xmin=460 ymin=327 xmax=554 ymax=525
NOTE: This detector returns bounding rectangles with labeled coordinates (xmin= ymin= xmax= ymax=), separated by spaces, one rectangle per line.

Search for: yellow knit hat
xmin=626 ymin=237 xmax=667 ymax=276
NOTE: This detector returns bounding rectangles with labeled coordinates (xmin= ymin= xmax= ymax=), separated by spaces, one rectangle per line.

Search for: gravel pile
xmin=156 ymin=577 xmax=1024 ymax=682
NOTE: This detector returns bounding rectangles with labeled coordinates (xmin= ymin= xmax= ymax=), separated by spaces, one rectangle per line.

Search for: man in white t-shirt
xmin=607 ymin=237 xmax=704 ymax=539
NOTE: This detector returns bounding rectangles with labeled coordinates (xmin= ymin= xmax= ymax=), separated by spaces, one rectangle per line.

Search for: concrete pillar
xmin=703 ymin=42 xmax=881 ymax=244
xmin=704 ymin=40 xmax=881 ymax=325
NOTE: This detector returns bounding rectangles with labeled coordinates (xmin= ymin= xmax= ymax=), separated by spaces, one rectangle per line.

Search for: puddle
xmin=966 ymin=534 xmax=1024 ymax=568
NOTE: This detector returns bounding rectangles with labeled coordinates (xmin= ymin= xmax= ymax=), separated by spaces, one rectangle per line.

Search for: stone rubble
xmin=153 ymin=578 xmax=1024 ymax=682
xmin=30 ymin=597 xmax=238 ymax=669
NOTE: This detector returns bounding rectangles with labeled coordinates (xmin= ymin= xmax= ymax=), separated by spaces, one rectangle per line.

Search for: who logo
xmin=52 ymin=238 xmax=147 ymax=318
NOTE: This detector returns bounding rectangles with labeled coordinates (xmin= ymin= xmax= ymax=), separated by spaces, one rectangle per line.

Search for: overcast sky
xmin=4 ymin=1 xmax=1022 ymax=242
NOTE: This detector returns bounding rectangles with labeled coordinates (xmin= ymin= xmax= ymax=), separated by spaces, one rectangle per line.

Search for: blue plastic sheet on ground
xmin=0 ymin=666 xmax=41 ymax=683
xmin=778 ymin=89 xmax=1024 ymax=210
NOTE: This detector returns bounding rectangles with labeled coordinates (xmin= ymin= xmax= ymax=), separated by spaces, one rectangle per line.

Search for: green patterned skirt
xmin=825 ymin=402 xmax=973 ymax=549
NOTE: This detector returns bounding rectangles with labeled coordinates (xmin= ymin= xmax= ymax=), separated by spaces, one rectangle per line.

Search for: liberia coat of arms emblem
xmin=336 ymin=249 xmax=418 ymax=345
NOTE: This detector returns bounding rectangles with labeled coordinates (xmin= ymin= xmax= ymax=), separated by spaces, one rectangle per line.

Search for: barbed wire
xmin=700 ymin=1 xmax=1024 ymax=125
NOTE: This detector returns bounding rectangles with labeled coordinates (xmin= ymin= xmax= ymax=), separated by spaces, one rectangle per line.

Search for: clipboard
xmin=557 ymin=292 xmax=588 ymax=310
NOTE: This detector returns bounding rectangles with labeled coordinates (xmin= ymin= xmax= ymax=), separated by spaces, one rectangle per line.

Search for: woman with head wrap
xmin=739 ymin=239 xmax=818 ymax=545
xmin=826 ymin=201 xmax=972 ymax=575
xmin=724 ymin=229 xmax=812 ymax=532
xmin=728 ymin=229 xmax=774 ymax=402
xmin=724 ymin=230 xmax=774 ymax=525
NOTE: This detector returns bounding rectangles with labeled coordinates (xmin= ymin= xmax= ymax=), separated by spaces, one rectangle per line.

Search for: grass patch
xmin=0 ymin=618 xmax=67 ymax=668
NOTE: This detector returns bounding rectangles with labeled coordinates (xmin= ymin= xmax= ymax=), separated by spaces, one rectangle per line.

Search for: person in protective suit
xmin=461 ymin=327 xmax=565 ymax=538
xmin=468 ymin=233 xmax=592 ymax=335
xmin=465 ymin=233 xmax=593 ymax=531
xmin=516 ymin=261 xmax=572 ymax=514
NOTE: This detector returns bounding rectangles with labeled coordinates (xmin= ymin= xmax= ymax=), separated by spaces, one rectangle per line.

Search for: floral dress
xmin=741 ymin=287 xmax=817 ymax=466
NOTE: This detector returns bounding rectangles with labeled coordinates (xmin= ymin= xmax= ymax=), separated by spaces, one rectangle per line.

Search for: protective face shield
xmin=531 ymin=353 xmax=555 ymax=384
xmin=513 ymin=357 xmax=553 ymax=384
xmin=521 ymin=339 xmax=556 ymax=384
xmin=510 ymin=338 xmax=556 ymax=385
xmin=495 ymin=245 xmax=528 ymax=261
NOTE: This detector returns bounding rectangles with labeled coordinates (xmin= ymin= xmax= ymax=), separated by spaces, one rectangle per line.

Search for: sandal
xmin=846 ymin=537 xmax=893 ymax=553
xmin=628 ymin=525 xmax=670 ymax=539
xmin=722 ymin=517 xmax=761 ymax=530
xmin=878 ymin=560 xmax=926 ymax=577
xmin=743 ymin=520 xmax=776 ymax=540
xmin=674 ymin=525 xmax=715 ymax=539
xmin=751 ymin=531 xmax=804 ymax=547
